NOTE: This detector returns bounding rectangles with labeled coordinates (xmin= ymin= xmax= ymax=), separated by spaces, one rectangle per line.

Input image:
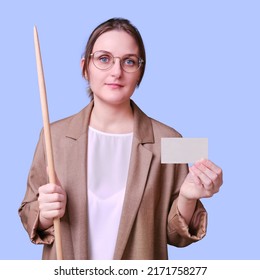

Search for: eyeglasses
xmin=90 ymin=51 xmax=144 ymax=73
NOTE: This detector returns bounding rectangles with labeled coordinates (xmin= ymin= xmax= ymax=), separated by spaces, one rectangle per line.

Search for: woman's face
xmin=87 ymin=30 xmax=141 ymax=106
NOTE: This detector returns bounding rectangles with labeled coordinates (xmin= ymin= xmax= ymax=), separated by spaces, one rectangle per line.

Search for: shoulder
xmin=49 ymin=111 xmax=80 ymax=138
xmin=49 ymin=101 xmax=93 ymax=139
xmin=50 ymin=111 xmax=80 ymax=130
xmin=131 ymin=100 xmax=183 ymax=141
xmin=150 ymin=117 xmax=182 ymax=139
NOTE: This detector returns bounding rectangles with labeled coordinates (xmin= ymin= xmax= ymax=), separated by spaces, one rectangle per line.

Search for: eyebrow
xmin=94 ymin=50 xmax=139 ymax=57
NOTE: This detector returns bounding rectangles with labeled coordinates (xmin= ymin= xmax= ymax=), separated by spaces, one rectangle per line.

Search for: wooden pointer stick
xmin=33 ymin=26 xmax=63 ymax=260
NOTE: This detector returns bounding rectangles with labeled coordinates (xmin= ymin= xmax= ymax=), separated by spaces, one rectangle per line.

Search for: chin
xmin=96 ymin=91 xmax=132 ymax=105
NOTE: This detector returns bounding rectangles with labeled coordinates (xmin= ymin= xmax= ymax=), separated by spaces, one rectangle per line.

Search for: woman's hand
xmin=38 ymin=182 xmax=67 ymax=231
xmin=177 ymin=159 xmax=223 ymax=225
xmin=180 ymin=159 xmax=223 ymax=201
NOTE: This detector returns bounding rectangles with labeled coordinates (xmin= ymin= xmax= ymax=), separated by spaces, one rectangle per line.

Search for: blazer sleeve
xmin=167 ymin=164 xmax=208 ymax=247
xmin=18 ymin=130 xmax=55 ymax=245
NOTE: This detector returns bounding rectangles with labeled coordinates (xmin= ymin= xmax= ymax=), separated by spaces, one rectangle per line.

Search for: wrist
xmin=178 ymin=193 xmax=197 ymax=205
xmin=38 ymin=214 xmax=53 ymax=231
xmin=177 ymin=195 xmax=198 ymax=225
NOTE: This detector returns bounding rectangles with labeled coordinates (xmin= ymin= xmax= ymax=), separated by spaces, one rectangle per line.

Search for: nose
xmin=110 ymin=57 xmax=122 ymax=77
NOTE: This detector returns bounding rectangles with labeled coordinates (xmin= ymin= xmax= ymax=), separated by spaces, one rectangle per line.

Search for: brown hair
xmin=81 ymin=18 xmax=146 ymax=99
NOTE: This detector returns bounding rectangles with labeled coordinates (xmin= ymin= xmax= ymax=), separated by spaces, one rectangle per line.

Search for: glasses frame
xmin=90 ymin=51 xmax=144 ymax=73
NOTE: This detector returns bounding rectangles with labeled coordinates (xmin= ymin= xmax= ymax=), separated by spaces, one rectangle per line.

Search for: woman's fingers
xmin=189 ymin=159 xmax=223 ymax=197
xmin=38 ymin=183 xmax=67 ymax=219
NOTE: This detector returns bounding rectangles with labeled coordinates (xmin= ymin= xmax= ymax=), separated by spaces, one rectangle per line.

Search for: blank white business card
xmin=161 ymin=138 xmax=208 ymax=164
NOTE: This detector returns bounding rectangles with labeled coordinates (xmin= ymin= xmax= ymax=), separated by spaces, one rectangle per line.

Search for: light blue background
xmin=1 ymin=0 xmax=259 ymax=260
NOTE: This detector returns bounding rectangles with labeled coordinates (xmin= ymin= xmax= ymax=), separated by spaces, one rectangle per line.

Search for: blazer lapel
xmin=113 ymin=101 xmax=154 ymax=259
xmin=63 ymin=101 xmax=94 ymax=259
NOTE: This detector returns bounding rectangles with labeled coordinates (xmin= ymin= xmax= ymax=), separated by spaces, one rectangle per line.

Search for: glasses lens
xmin=121 ymin=56 xmax=141 ymax=72
xmin=92 ymin=51 xmax=113 ymax=70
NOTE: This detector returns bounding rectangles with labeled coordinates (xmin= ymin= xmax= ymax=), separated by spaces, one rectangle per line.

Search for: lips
xmin=105 ymin=83 xmax=123 ymax=89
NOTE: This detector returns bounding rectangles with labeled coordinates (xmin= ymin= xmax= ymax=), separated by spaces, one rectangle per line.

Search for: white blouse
xmin=87 ymin=126 xmax=133 ymax=259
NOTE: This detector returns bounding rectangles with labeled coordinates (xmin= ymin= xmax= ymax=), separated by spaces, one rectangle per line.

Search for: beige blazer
xmin=19 ymin=100 xmax=207 ymax=260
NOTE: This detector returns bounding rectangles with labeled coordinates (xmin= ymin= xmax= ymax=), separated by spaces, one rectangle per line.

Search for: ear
xmin=80 ymin=58 xmax=88 ymax=80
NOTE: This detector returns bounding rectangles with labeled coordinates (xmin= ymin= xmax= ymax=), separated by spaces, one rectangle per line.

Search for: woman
xmin=19 ymin=18 xmax=223 ymax=260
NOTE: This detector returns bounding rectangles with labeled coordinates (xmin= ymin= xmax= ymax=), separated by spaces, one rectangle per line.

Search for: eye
xmin=123 ymin=57 xmax=137 ymax=66
xmin=99 ymin=55 xmax=111 ymax=64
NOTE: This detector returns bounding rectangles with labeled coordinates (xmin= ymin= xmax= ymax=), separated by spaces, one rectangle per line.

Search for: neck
xmin=90 ymin=98 xmax=134 ymax=134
